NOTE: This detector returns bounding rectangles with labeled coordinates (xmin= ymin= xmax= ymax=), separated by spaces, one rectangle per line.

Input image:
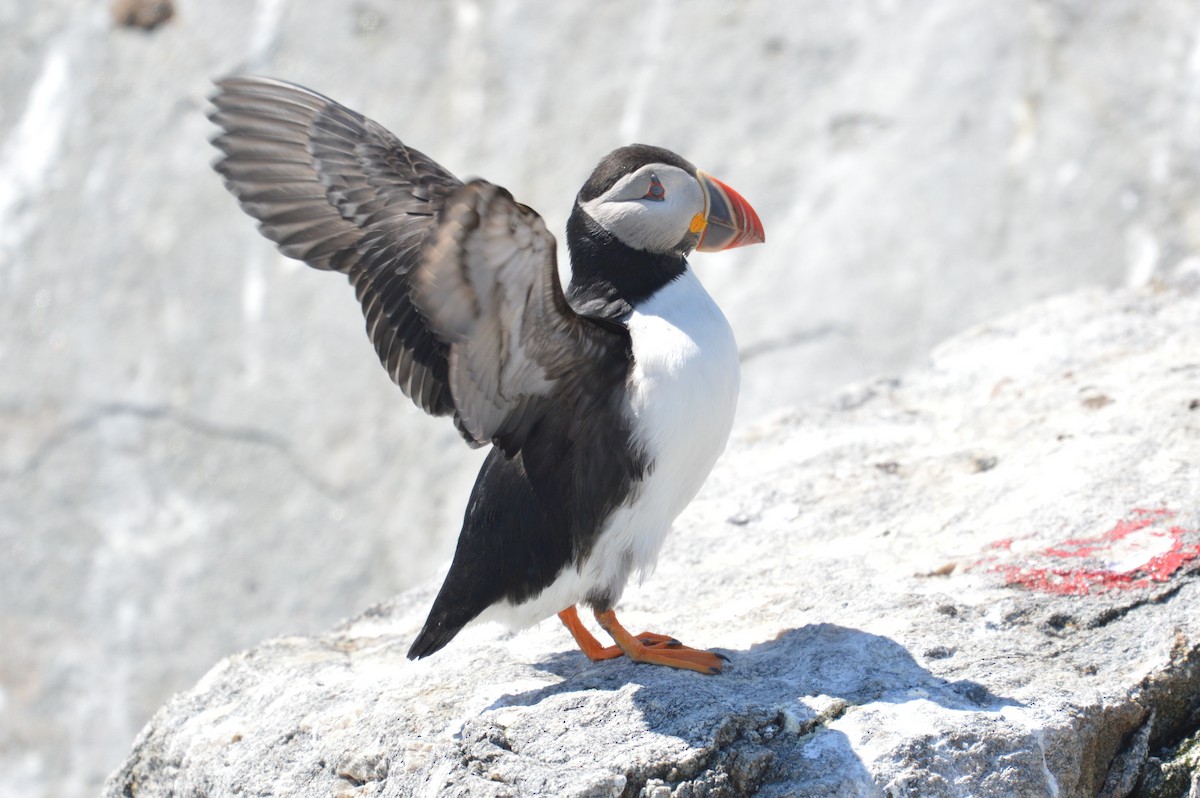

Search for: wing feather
xmin=210 ymin=76 xmax=624 ymax=456
xmin=209 ymin=76 xmax=460 ymax=424
xmin=415 ymin=182 xmax=625 ymax=455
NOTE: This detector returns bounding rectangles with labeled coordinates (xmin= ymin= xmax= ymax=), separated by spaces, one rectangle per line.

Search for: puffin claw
xmin=593 ymin=610 xmax=726 ymax=675
xmin=635 ymin=633 xmax=682 ymax=648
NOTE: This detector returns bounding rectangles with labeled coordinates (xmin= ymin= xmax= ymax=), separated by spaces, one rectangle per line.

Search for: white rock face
xmin=103 ymin=281 xmax=1200 ymax=796
xmin=6 ymin=0 xmax=1200 ymax=795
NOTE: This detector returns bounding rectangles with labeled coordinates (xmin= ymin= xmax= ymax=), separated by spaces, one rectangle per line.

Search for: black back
xmin=407 ymin=357 xmax=644 ymax=657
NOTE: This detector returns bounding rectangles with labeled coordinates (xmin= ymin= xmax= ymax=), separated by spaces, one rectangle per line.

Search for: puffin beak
xmin=695 ymin=170 xmax=766 ymax=251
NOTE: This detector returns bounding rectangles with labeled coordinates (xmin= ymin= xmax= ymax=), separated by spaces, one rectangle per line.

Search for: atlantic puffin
xmin=209 ymin=76 xmax=764 ymax=674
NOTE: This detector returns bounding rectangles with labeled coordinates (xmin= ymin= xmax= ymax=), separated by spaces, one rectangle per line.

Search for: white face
xmin=579 ymin=163 xmax=705 ymax=255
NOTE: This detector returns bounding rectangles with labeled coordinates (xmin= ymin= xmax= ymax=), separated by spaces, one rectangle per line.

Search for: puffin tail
xmin=407 ymin=609 xmax=468 ymax=660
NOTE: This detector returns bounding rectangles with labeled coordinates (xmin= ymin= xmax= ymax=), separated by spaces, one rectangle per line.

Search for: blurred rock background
xmin=2 ymin=1 xmax=1199 ymax=796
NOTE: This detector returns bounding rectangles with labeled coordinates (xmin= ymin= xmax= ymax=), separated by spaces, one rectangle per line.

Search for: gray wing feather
xmin=209 ymin=76 xmax=463 ymax=430
xmin=416 ymin=182 xmax=621 ymax=453
xmin=210 ymin=76 xmax=623 ymax=456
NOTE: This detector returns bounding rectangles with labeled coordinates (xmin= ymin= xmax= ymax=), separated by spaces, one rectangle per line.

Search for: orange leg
xmin=558 ymin=606 xmax=624 ymax=660
xmin=558 ymin=606 xmax=727 ymax=674
xmin=558 ymin=606 xmax=688 ymax=660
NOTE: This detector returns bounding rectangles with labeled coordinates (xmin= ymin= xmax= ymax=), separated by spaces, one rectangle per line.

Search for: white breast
xmin=580 ymin=267 xmax=740 ymax=603
xmin=476 ymin=268 xmax=739 ymax=630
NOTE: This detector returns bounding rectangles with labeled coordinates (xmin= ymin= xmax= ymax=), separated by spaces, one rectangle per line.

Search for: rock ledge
xmin=106 ymin=282 xmax=1200 ymax=797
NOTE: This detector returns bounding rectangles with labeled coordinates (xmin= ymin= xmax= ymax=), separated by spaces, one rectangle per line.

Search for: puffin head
xmin=575 ymin=144 xmax=765 ymax=257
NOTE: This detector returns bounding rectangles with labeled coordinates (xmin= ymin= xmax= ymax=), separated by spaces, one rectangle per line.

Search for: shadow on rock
xmin=481 ymin=623 xmax=1018 ymax=792
xmin=493 ymin=623 xmax=1015 ymax=716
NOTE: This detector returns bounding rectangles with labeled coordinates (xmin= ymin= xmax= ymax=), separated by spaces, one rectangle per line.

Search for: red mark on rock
xmin=983 ymin=508 xmax=1200 ymax=596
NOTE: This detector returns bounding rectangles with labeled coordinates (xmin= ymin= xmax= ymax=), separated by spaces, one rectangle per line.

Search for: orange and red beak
xmin=695 ymin=170 xmax=766 ymax=252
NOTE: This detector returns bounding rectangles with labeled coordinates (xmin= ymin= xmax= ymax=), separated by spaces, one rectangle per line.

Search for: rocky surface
xmin=8 ymin=1 xmax=1200 ymax=795
xmin=104 ymin=281 xmax=1200 ymax=796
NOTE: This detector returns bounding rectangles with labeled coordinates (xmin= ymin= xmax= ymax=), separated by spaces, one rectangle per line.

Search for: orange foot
xmin=556 ymin=606 xmax=727 ymax=675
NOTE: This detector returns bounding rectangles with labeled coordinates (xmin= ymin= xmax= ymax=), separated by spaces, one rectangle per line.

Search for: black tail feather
xmin=407 ymin=612 xmax=466 ymax=660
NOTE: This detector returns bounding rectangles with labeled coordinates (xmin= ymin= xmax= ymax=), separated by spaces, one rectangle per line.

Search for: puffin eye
xmin=642 ymin=173 xmax=666 ymax=202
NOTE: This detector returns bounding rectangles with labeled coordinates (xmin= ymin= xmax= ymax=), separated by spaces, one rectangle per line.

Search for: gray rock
xmin=8 ymin=0 xmax=1200 ymax=794
xmin=103 ymin=280 xmax=1200 ymax=796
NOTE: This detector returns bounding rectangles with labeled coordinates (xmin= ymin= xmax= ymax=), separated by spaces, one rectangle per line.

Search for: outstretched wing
xmin=208 ymin=76 xmax=627 ymax=455
xmin=209 ymin=76 xmax=462 ymax=429
xmin=416 ymin=181 xmax=628 ymax=456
